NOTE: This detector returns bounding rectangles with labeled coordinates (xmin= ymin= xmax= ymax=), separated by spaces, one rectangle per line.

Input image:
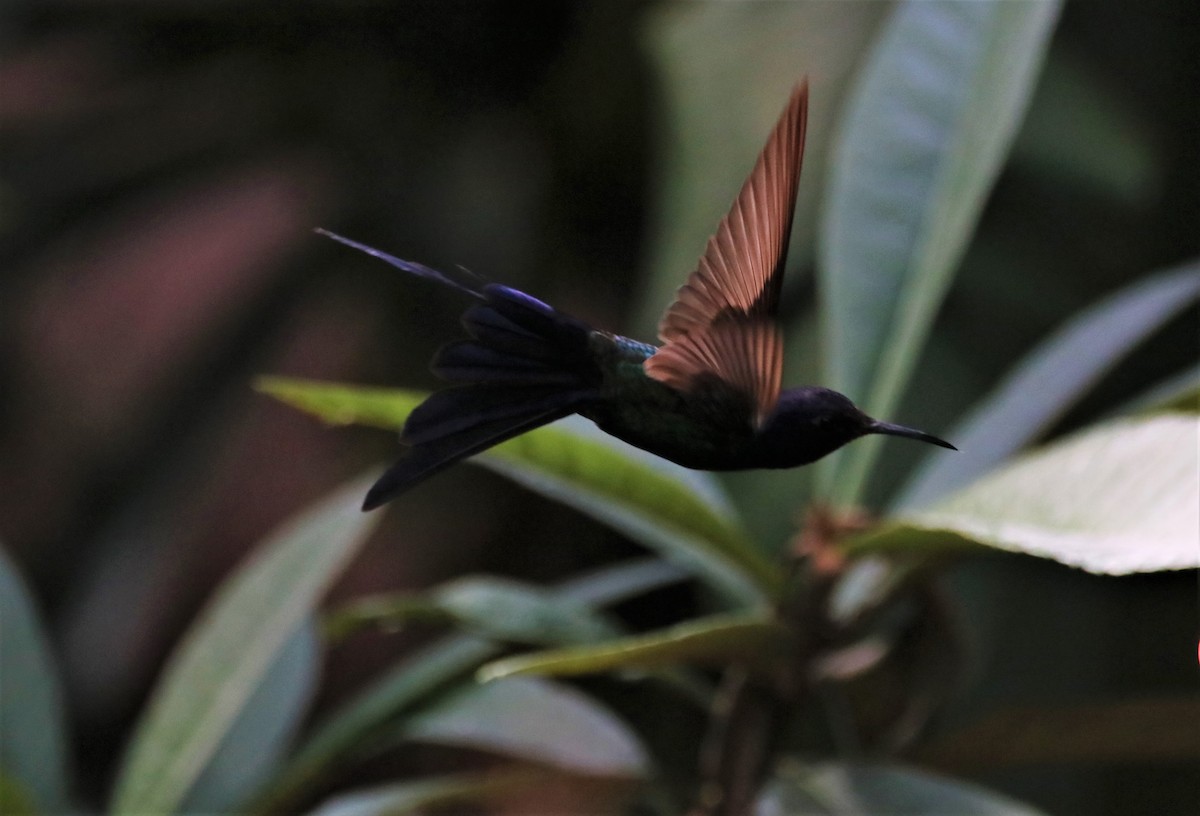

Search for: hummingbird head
xmin=753 ymin=387 xmax=955 ymax=468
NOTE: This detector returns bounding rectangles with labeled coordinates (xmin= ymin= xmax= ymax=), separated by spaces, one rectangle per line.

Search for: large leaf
xmin=180 ymin=623 xmax=319 ymax=813
xmin=257 ymin=559 xmax=686 ymax=813
xmin=846 ymin=415 xmax=1199 ymax=574
xmin=109 ymin=474 xmax=381 ymax=815
xmin=399 ymin=677 xmax=648 ymax=777
xmin=819 ymin=0 xmax=1061 ymax=505
xmin=478 ymin=612 xmax=785 ymax=682
xmin=258 ymin=377 xmax=776 ymax=605
xmin=756 ymin=760 xmax=1048 ymax=816
xmin=0 ymin=544 xmax=71 ymax=814
xmin=898 ymin=261 xmax=1200 ymax=510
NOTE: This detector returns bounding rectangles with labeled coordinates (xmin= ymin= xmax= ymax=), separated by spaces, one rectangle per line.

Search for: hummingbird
xmin=322 ymin=80 xmax=955 ymax=511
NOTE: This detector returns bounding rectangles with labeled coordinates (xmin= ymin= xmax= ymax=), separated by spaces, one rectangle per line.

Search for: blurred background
xmin=1 ymin=1 xmax=1196 ymax=814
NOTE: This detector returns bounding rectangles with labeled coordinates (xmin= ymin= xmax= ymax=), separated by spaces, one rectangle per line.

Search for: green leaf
xmin=257 ymin=378 xmax=422 ymax=430
xmin=258 ymin=559 xmax=685 ymax=813
xmin=478 ymin=612 xmax=785 ymax=682
xmin=479 ymin=416 xmax=775 ymax=604
xmin=180 ymin=623 xmax=319 ymax=813
xmin=757 ymin=760 xmax=1048 ymax=815
xmin=898 ymin=261 xmax=1200 ymax=510
xmin=434 ymin=577 xmax=621 ymax=645
xmin=258 ymin=377 xmax=776 ymax=605
xmin=0 ymin=544 xmax=71 ymax=814
xmin=400 ymin=677 xmax=648 ymax=777
xmin=0 ymin=767 xmax=44 ymax=816
xmin=846 ymin=415 xmax=1200 ymax=574
xmin=819 ymin=0 xmax=1061 ymax=505
xmin=326 ymin=576 xmax=620 ymax=645
xmin=323 ymin=595 xmax=454 ymax=642
xmin=109 ymin=474 xmax=382 ymax=815
xmin=256 ymin=637 xmax=498 ymax=815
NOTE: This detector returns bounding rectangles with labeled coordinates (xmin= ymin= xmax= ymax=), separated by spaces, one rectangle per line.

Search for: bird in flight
xmin=320 ymin=80 xmax=954 ymax=511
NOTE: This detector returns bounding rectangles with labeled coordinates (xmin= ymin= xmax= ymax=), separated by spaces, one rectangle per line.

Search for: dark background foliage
xmin=1 ymin=1 xmax=1196 ymax=814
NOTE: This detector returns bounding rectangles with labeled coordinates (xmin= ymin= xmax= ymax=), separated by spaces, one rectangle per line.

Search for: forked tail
xmin=316 ymin=231 xmax=602 ymax=509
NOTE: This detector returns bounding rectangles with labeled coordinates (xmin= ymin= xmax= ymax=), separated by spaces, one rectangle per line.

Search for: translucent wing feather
xmin=646 ymin=80 xmax=809 ymax=423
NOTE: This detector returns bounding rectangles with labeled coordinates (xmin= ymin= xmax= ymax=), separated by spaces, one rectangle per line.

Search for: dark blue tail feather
xmin=318 ymin=234 xmax=603 ymax=508
xmin=402 ymin=384 xmax=588 ymax=446
xmin=433 ymin=341 xmax=583 ymax=386
xmin=317 ymin=229 xmax=482 ymax=298
xmin=362 ymin=403 xmax=579 ymax=510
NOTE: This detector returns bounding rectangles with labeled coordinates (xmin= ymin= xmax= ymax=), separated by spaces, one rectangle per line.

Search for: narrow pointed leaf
xmin=400 ymin=677 xmax=648 ymax=777
xmin=258 ymin=377 xmax=775 ymax=604
xmin=820 ymin=0 xmax=1061 ymax=505
xmin=899 ymin=262 xmax=1200 ymax=510
xmin=846 ymin=415 xmax=1199 ymax=574
xmin=110 ymin=475 xmax=381 ymax=815
xmin=255 ymin=637 xmax=497 ymax=815
xmin=433 ymin=577 xmax=620 ymax=645
xmin=180 ymin=623 xmax=319 ymax=813
xmin=478 ymin=612 xmax=785 ymax=682
xmin=326 ymin=576 xmax=619 ymax=646
xmin=0 ymin=545 xmax=71 ymax=814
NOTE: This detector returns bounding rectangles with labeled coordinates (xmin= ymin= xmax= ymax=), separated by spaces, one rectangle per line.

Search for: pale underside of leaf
xmin=399 ymin=677 xmax=648 ymax=778
xmin=899 ymin=261 xmax=1200 ymax=510
xmin=847 ymin=415 xmax=1200 ymax=575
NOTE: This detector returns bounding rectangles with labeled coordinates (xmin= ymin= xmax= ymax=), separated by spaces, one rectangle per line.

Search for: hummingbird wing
xmin=645 ymin=80 xmax=808 ymax=424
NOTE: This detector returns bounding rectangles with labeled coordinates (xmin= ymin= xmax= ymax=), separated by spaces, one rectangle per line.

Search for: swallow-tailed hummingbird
xmin=322 ymin=80 xmax=955 ymax=511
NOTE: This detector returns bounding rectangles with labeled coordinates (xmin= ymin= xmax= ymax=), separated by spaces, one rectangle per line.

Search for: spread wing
xmin=644 ymin=80 xmax=808 ymax=425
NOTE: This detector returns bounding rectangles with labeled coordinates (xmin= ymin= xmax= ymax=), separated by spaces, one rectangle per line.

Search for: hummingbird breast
xmin=580 ymin=331 xmax=761 ymax=470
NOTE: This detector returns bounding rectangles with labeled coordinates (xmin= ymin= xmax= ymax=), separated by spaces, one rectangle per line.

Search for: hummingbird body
xmin=322 ymin=80 xmax=954 ymax=511
xmin=581 ymin=333 xmax=852 ymax=471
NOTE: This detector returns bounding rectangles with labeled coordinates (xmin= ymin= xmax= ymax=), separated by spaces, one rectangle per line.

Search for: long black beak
xmin=868 ymin=420 xmax=957 ymax=451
